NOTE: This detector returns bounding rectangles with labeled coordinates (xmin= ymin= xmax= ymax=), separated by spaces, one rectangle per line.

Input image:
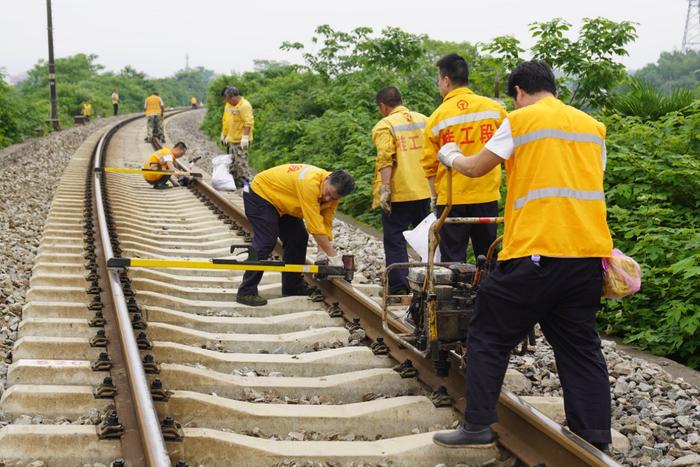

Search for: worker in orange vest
xmin=432 ymin=61 xmax=613 ymax=453
xmin=144 ymin=92 xmax=165 ymax=143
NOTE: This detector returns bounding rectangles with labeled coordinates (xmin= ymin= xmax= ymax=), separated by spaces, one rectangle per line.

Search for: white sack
xmin=403 ymin=213 xmax=441 ymax=263
xmin=211 ymin=154 xmax=237 ymax=191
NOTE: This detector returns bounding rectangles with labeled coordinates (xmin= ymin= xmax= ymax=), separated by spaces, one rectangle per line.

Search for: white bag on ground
xmin=403 ymin=213 xmax=441 ymax=263
xmin=211 ymin=154 xmax=237 ymax=191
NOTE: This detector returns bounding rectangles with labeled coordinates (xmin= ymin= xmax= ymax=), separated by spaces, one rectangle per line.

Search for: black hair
xmin=507 ymin=60 xmax=557 ymax=98
xmin=174 ymin=141 xmax=187 ymax=150
xmin=328 ymin=170 xmax=355 ymax=197
xmin=436 ymin=53 xmax=469 ymax=86
xmin=224 ymin=86 xmax=241 ymax=97
xmin=375 ymin=86 xmax=403 ymax=107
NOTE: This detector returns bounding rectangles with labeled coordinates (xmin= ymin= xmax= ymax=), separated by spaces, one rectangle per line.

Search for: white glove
xmin=438 ymin=142 xmax=462 ymax=168
xmin=328 ymin=254 xmax=343 ymax=267
xmin=240 ymin=135 xmax=250 ymax=150
xmin=221 ymin=133 xmax=228 ymax=145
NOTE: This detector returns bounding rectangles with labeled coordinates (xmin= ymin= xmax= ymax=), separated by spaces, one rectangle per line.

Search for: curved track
xmin=0 ymin=112 xmax=622 ymax=466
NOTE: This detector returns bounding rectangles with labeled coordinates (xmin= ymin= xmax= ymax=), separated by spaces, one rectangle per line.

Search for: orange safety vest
xmin=142 ymin=148 xmax=173 ymax=182
xmin=145 ymin=95 xmax=162 ymax=116
xmin=500 ymin=96 xmax=613 ymax=260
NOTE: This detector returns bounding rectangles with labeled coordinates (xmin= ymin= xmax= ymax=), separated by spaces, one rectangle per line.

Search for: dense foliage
xmin=606 ymin=78 xmax=696 ymax=120
xmin=634 ymin=50 xmax=700 ymax=93
xmin=0 ymin=53 xmax=214 ymax=148
xmin=600 ymin=109 xmax=700 ymax=367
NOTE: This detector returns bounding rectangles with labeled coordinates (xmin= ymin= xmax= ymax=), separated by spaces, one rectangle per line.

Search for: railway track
xmin=0 ymin=111 xmax=623 ymax=466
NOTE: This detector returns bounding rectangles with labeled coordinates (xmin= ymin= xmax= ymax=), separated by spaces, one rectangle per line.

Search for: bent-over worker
xmin=236 ymin=164 xmax=355 ymax=307
xmin=432 ymin=61 xmax=613 ymax=453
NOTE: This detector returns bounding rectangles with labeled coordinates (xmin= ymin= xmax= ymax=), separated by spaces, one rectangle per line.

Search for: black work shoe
xmin=592 ymin=442 xmax=610 ymax=453
xmin=433 ymin=423 xmax=497 ymax=448
xmin=236 ymin=294 xmax=267 ymax=307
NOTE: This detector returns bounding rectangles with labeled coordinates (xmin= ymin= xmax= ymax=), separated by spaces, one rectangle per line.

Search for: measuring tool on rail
xmin=94 ymin=167 xmax=203 ymax=177
xmin=108 ymin=244 xmax=355 ymax=282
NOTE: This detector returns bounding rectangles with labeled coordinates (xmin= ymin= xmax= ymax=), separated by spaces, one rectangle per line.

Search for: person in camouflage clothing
xmin=221 ymin=86 xmax=254 ymax=186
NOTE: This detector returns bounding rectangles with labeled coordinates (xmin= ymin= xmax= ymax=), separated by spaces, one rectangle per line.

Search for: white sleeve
xmin=485 ymin=118 xmax=514 ymax=160
xmin=159 ymin=97 xmax=164 ymax=106
xmin=144 ymin=99 xmax=147 ymax=110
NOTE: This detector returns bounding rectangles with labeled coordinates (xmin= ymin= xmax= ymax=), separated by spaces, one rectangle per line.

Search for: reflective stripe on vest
xmin=391 ymin=121 xmax=426 ymax=134
xmin=514 ymin=187 xmax=606 ymax=209
xmin=513 ymin=128 xmax=605 ymax=149
xmin=298 ymin=166 xmax=312 ymax=180
xmin=431 ymin=110 xmax=502 ymax=136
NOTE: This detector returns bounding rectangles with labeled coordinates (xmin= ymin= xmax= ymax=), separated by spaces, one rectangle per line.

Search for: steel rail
xmin=93 ymin=112 xmax=186 ymax=467
xmin=181 ymin=162 xmax=621 ymax=467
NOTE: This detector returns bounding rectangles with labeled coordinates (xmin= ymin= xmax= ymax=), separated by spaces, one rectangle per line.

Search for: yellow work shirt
xmin=191 ymin=97 xmax=197 ymax=105
xmin=81 ymin=103 xmax=93 ymax=117
xmin=111 ymin=93 xmax=119 ymax=105
xmin=251 ymin=164 xmax=338 ymax=239
xmin=371 ymin=105 xmax=431 ymax=207
xmin=223 ymin=97 xmax=254 ymax=143
xmin=142 ymin=147 xmax=174 ymax=182
xmin=422 ymin=87 xmax=506 ymax=205
xmin=144 ymin=95 xmax=163 ymax=116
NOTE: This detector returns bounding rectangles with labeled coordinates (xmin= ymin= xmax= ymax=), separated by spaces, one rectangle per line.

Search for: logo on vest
xmin=457 ymin=100 xmax=469 ymax=110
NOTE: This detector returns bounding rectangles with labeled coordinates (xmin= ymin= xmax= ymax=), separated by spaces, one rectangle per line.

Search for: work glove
xmin=437 ymin=142 xmax=462 ymax=168
xmin=240 ymin=135 xmax=250 ymax=151
xmin=220 ymin=133 xmax=226 ymax=145
xmin=430 ymin=196 xmax=437 ymax=216
xmin=379 ymin=184 xmax=391 ymax=214
xmin=328 ymin=254 xmax=344 ymax=267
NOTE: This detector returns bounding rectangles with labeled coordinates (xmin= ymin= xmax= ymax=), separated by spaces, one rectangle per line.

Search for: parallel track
xmin=0 ymin=112 xmax=622 ymax=466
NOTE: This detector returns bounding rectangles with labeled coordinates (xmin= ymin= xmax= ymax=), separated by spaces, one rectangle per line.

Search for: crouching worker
xmin=143 ymin=141 xmax=188 ymax=189
xmin=236 ymin=164 xmax=355 ymax=307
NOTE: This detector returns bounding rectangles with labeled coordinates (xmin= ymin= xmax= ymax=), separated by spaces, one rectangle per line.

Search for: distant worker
xmin=235 ymin=163 xmax=355 ymax=307
xmin=81 ymin=100 xmax=94 ymax=121
xmin=222 ymin=86 xmax=254 ymax=187
xmin=191 ymin=96 xmax=198 ymax=109
xmin=112 ymin=89 xmax=120 ymax=116
xmin=422 ymin=53 xmax=506 ymax=263
xmin=144 ymin=92 xmax=165 ymax=143
xmin=432 ymin=61 xmax=614 ymax=453
xmin=142 ymin=141 xmax=188 ymax=189
xmin=371 ymin=86 xmax=431 ymax=295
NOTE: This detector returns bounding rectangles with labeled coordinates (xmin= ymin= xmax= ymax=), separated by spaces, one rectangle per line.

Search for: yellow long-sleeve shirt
xmin=81 ymin=103 xmax=93 ymax=117
xmin=371 ymin=105 xmax=431 ymax=207
xmin=422 ymin=87 xmax=506 ymax=205
xmin=223 ymin=97 xmax=254 ymax=143
xmin=251 ymin=164 xmax=337 ymax=238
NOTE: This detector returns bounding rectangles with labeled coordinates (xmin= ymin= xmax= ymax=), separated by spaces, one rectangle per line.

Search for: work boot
xmin=432 ymin=422 xmax=497 ymax=448
xmin=236 ymin=294 xmax=267 ymax=307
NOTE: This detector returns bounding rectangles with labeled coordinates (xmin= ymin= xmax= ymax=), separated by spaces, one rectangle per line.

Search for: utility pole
xmin=185 ymin=53 xmax=190 ymax=70
xmin=46 ymin=0 xmax=60 ymax=130
xmin=682 ymin=0 xmax=700 ymax=52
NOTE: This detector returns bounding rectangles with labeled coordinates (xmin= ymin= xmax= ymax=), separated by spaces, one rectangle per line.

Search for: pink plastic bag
xmin=601 ymin=248 xmax=642 ymax=299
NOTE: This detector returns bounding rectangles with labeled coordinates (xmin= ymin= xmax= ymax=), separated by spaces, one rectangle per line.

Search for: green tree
xmin=634 ymin=50 xmax=700 ymax=92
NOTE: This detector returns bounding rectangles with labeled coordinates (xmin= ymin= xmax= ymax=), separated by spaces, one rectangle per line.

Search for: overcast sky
xmin=0 ymin=0 xmax=691 ymax=80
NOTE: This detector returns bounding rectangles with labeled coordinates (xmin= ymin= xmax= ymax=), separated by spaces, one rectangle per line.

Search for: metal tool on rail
xmin=94 ymin=166 xmax=203 ymax=178
xmin=380 ymin=167 xmax=510 ymax=376
xmin=107 ymin=244 xmax=356 ymax=282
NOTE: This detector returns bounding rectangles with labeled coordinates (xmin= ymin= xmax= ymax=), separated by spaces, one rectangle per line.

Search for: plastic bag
xmin=211 ymin=154 xmax=236 ymax=191
xmin=602 ymin=248 xmax=641 ymax=299
xmin=403 ymin=213 xmax=441 ymax=263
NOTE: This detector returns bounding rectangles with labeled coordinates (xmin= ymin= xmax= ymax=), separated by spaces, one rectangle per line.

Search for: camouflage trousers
xmin=227 ymin=143 xmax=253 ymax=187
xmin=146 ymin=115 xmax=164 ymax=142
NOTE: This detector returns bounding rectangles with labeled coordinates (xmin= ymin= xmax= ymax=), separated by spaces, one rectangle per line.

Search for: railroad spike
xmin=93 ymin=376 xmax=117 ymax=399
xmin=97 ymin=410 xmax=123 ymax=439
xmin=370 ymin=336 xmax=390 ymax=355
xmin=142 ymin=354 xmax=160 ymax=374
xmin=430 ymin=386 xmax=454 ymax=408
xmin=393 ymin=359 xmax=418 ymax=378
xmin=136 ymin=331 xmax=153 ymax=350
xmin=160 ymin=416 xmax=184 ymax=441
xmin=88 ymin=310 xmax=106 ymax=327
xmin=89 ymin=329 xmax=108 ymax=347
xmin=91 ymin=352 xmax=112 ymax=371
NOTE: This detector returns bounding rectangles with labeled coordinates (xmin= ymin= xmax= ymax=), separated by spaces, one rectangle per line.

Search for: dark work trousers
xmin=146 ymin=175 xmax=171 ymax=188
xmin=465 ymin=256 xmax=611 ymax=444
xmin=382 ymin=198 xmax=430 ymax=293
xmin=113 ymin=103 xmax=119 ymax=115
xmin=436 ymin=201 xmax=498 ymax=263
xmin=237 ymin=189 xmax=308 ymax=296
